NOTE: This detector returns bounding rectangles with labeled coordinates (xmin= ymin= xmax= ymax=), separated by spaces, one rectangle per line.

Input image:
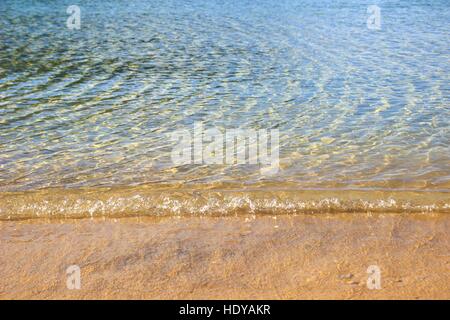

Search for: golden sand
xmin=0 ymin=213 xmax=449 ymax=299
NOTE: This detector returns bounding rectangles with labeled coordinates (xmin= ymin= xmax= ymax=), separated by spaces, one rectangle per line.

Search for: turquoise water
xmin=0 ymin=0 xmax=449 ymax=196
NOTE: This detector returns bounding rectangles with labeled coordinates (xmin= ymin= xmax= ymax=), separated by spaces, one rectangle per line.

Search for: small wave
xmin=0 ymin=185 xmax=448 ymax=220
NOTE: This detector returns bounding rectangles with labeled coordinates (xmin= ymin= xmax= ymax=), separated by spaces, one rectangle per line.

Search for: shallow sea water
xmin=0 ymin=0 xmax=449 ymax=218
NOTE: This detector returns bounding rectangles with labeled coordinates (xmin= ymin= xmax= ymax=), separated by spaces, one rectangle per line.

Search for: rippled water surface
xmin=0 ymin=0 xmax=449 ymax=216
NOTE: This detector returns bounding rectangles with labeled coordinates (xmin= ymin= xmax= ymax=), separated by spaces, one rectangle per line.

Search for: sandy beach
xmin=1 ymin=213 xmax=448 ymax=300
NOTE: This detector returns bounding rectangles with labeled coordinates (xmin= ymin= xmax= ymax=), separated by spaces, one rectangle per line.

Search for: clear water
xmin=0 ymin=1 xmax=449 ymax=218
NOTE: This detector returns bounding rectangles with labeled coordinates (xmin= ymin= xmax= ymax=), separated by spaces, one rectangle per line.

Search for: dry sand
xmin=0 ymin=213 xmax=449 ymax=299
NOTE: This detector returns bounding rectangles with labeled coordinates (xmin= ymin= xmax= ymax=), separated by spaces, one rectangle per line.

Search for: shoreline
xmin=1 ymin=186 xmax=449 ymax=220
xmin=1 ymin=213 xmax=449 ymax=299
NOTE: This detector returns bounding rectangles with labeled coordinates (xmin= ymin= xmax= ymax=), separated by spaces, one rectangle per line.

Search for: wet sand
xmin=0 ymin=213 xmax=449 ymax=299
